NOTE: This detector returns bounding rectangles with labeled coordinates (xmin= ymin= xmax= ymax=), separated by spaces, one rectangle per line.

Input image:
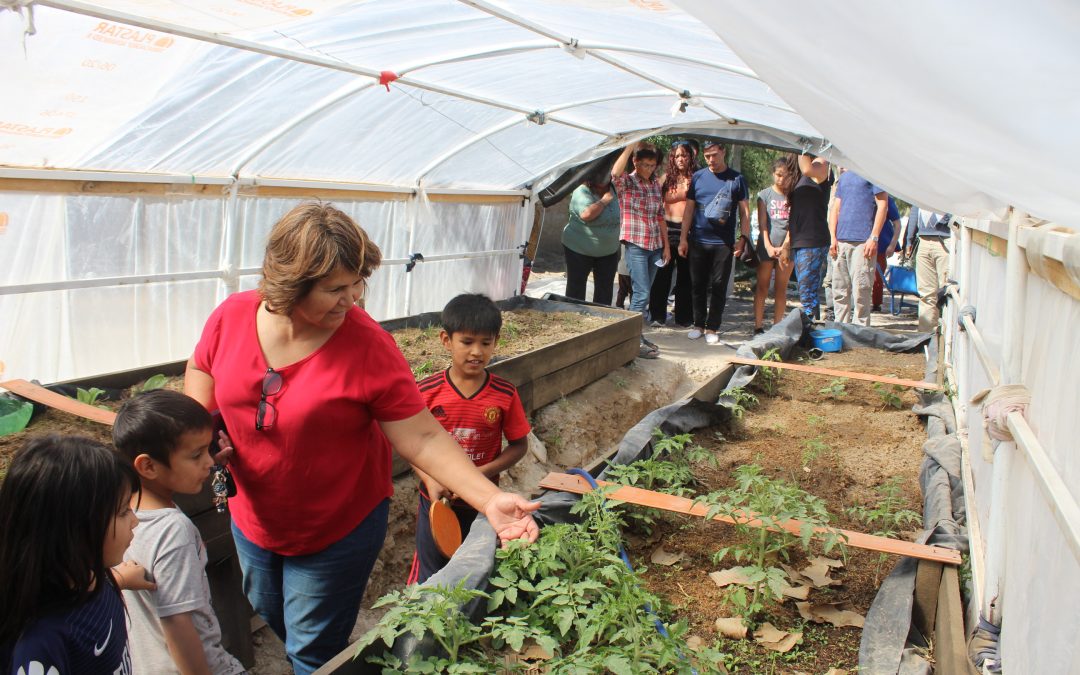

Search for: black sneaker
xmin=872 ymin=304 xmax=883 ymax=312
xmin=753 ymin=327 xmax=765 ymax=336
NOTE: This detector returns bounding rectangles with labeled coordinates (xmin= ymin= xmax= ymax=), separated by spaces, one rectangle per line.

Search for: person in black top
xmin=785 ymin=152 xmax=833 ymax=320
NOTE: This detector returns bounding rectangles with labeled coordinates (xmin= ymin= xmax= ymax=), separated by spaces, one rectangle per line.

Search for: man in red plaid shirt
xmin=611 ymin=141 xmax=670 ymax=359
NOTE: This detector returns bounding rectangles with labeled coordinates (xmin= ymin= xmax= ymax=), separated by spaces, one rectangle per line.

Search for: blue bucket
xmin=810 ymin=328 xmax=843 ymax=352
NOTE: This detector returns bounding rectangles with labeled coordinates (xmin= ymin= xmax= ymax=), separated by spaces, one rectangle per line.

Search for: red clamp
xmin=379 ymin=70 xmax=399 ymax=91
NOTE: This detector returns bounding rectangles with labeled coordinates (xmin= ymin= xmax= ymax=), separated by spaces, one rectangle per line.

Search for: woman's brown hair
xmin=259 ymin=201 xmax=382 ymax=316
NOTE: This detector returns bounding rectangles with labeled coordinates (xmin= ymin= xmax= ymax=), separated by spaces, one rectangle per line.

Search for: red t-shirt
xmin=417 ymin=370 xmax=530 ymax=468
xmin=193 ymin=290 xmax=424 ymax=555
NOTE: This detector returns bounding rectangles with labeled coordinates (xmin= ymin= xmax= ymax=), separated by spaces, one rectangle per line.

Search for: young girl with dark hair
xmin=752 ymin=154 xmax=800 ymax=333
xmin=0 ymin=435 xmax=141 ymax=675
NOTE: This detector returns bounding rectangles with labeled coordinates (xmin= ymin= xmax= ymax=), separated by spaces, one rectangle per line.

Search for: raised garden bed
xmin=331 ymin=329 xmax=967 ymax=674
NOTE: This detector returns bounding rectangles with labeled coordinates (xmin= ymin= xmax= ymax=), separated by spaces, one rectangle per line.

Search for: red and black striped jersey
xmin=418 ymin=369 xmax=530 ymax=467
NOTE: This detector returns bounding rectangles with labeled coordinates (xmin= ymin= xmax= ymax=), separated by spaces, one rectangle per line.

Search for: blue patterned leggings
xmin=793 ymin=246 xmax=830 ymax=319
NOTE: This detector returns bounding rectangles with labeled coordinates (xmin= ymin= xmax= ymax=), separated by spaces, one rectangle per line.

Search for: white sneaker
xmin=705 ymin=333 xmax=720 ymax=345
xmin=687 ymin=328 xmax=703 ymax=340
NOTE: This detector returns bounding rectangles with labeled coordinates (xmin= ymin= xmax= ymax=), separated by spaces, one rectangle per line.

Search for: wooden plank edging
xmin=727 ymin=356 xmax=943 ymax=391
xmin=539 ymin=472 xmax=962 ymax=565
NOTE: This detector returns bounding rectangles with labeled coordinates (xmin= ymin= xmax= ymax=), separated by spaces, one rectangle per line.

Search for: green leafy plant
xmin=605 ymin=431 xmax=716 ymax=533
xmin=800 ymin=437 xmax=832 ymax=469
xmin=498 ymin=317 xmax=522 ymax=347
xmin=356 ymin=486 xmax=729 ymax=673
xmin=818 ymin=377 xmax=849 ymax=399
xmin=139 ymin=374 xmax=168 ymax=392
xmin=410 ymin=359 xmax=436 ymax=380
xmin=723 ymin=386 xmax=759 ymax=421
xmin=806 ymin=414 xmax=825 ymax=427
xmin=873 ymin=382 xmax=906 ymax=410
xmin=75 ymin=387 xmax=107 ymax=407
xmin=847 ymin=477 xmax=921 ymax=581
xmin=697 ymin=464 xmax=844 ymax=626
xmin=757 ymin=348 xmax=783 ymax=395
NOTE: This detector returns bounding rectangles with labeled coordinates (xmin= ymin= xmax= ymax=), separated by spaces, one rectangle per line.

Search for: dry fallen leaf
xmin=780 ymin=583 xmax=812 ymax=600
xmin=753 ymin=622 xmax=802 ymax=652
xmin=715 ymin=617 xmax=748 ymax=639
xmin=709 ymin=568 xmax=752 ymax=588
xmin=650 ymin=543 xmax=684 ymax=566
xmin=824 ymin=669 xmax=848 ymax=675
xmin=796 ymin=601 xmax=865 ymax=627
xmin=801 ymin=561 xmax=842 ymax=587
xmin=781 ymin=562 xmax=810 ymax=584
xmin=809 ymin=555 xmax=844 ymax=569
xmin=811 ymin=603 xmax=865 ymax=628
xmin=685 ymin=635 xmax=704 ymax=650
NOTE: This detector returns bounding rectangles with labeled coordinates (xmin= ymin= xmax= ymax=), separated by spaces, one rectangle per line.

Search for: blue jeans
xmin=231 ymin=499 xmax=390 ymax=675
xmin=794 ymin=246 xmax=830 ymax=319
xmin=622 ymin=243 xmax=662 ymax=320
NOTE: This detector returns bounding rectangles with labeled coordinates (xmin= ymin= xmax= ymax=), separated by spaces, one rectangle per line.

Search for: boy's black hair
xmin=113 ymin=389 xmax=213 ymax=466
xmin=441 ymin=293 xmax=502 ymax=337
xmin=0 ymin=435 xmax=139 ymax=648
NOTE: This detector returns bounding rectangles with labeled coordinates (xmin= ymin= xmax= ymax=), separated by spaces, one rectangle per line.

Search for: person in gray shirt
xmin=114 ymin=390 xmax=246 ymax=675
xmin=752 ymin=155 xmax=799 ymax=334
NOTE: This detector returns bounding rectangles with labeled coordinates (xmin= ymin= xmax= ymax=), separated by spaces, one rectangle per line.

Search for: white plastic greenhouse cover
xmin=1 ymin=0 xmax=833 ymax=384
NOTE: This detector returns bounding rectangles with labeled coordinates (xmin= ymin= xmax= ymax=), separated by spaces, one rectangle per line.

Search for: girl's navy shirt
xmin=8 ymin=586 xmax=130 ymax=675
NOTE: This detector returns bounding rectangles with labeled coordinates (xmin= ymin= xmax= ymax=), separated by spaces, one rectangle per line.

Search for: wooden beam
xmin=426 ymin=193 xmax=523 ymax=204
xmin=0 ymin=178 xmax=219 ymax=196
xmin=237 ymin=185 xmax=409 ymax=201
xmin=0 ymin=378 xmax=116 ymax=425
xmin=935 ymin=564 xmax=980 ymax=674
xmin=726 ymin=356 xmax=942 ymax=391
xmin=971 ymin=230 xmax=1008 ymax=258
xmin=539 ymin=472 xmax=962 ymax=565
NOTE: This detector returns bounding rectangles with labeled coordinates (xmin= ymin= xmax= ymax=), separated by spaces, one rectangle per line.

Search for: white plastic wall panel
xmin=1001 ymin=269 xmax=1080 ymax=673
xmin=233 ymin=197 xmax=411 ymax=322
xmin=678 ymin=0 xmax=1080 ymax=228
xmin=0 ymin=192 xmax=224 ymax=382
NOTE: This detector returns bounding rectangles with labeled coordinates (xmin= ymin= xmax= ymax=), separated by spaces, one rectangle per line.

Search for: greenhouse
xmin=1 ymin=1 xmax=1077 ymax=673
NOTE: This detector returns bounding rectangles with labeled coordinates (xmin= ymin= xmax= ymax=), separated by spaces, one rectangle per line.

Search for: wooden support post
xmin=936 ymin=564 xmax=980 ymax=675
xmin=912 ymin=560 xmax=943 ymax=639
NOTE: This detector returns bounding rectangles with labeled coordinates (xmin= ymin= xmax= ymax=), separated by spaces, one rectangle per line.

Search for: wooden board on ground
xmin=539 ymin=472 xmax=962 ymax=565
xmin=0 ymin=378 xmax=118 ymax=425
xmin=727 ymin=356 xmax=942 ymax=391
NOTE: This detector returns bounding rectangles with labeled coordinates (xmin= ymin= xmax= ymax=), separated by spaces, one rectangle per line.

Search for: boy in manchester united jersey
xmin=408 ymin=294 xmax=531 ymax=584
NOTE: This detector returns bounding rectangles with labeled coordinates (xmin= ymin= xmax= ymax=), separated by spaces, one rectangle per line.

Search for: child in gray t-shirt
xmin=114 ymin=390 xmax=246 ymax=675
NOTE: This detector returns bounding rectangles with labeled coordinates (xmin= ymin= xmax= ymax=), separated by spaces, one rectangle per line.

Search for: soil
xmin=623 ymin=348 xmax=928 ymax=674
xmin=391 ymin=309 xmax=610 ymax=378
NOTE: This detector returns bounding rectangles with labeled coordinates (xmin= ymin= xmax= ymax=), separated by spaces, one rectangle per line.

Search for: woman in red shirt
xmin=184 ymin=202 xmax=538 ymax=675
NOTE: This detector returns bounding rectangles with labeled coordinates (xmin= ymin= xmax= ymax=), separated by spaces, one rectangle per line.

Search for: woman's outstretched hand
xmin=482 ymin=492 xmax=541 ymax=546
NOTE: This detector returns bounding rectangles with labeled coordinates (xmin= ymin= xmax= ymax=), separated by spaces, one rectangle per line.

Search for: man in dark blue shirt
xmin=678 ymin=142 xmax=750 ymax=344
